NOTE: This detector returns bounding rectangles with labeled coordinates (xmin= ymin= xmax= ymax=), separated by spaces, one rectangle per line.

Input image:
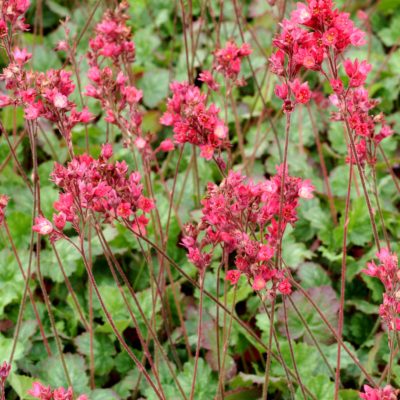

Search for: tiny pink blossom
xmin=214 ymin=122 xmax=228 ymax=139
xmin=101 ymin=143 xmax=113 ymax=159
xmin=198 ymin=70 xmax=219 ymax=91
xmin=28 ymin=382 xmax=52 ymax=400
xmin=55 ymin=40 xmax=69 ymax=52
xmin=290 ymin=79 xmax=311 ymax=104
xmin=278 ymin=279 xmax=292 ymax=295
xmin=24 ymin=102 xmax=42 ymax=120
xmin=357 ymin=10 xmax=369 ymax=21
xmin=13 ymin=47 xmax=32 ymax=65
xmin=359 ymin=384 xmax=397 ymax=400
xmin=298 ymin=180 xmax=315 ymax=199
xmin=253 ymin=275 xmax=266 ymax=291
xmin=274 ymin=83 xmax=288 ymax=100
xmin=32 ymin=216 xmax=53 ymax=235
xmin=138 ymin=196 xmax=155 ymax=213
xmin=226 ymin=270 xmax=241 ymax=285
xmin=135 ymin=137 xmax=147 ymax=150
xmin=53 ymin=93 xmax=68 ymax=109
xmin=159 ymin=138 xmax=174 ymax=152
xmin=53 ymin=212 xmax=66 ymax=230
xmin=123 ymin=86 xmax=143 ymax=104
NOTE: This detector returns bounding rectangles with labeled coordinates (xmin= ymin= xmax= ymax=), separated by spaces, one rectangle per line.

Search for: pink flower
xmin=215 ymin=41 xmax=252 ymax=82
xmin=290 ymin=2 xmax=311 ymax=24
xmin=269 ymin=50 xmax=285 ymax=76
xmin=0 ymin=195 xmax=9 ymax=226
xmin=298 ymin=180 xmax=315 ymax=199
xmin=253 ymin=275 xmax=266 ymax=291
xmin=88 ymin=66 xmax=101 ymax=82
xmin=158 ymin=138 xmax=174 ymax=152
xmin=24 ymin=102 xmax=43 ymax=120
xmin=160 ymin=112 xmax=174 ymax=126
xmin=258 ymin=245 xmax=274 ymax=261
xmin=53 ymin=212 xmax=66 ymax=230
xmin=138 ymin=196 xmax=155 ymax=213
xmin=135 ymin=137 xmax=147 ymax=150
xmin=132 ymin=214 xmax=149 ymax=236
xmin=0 ymin=20 xmax=7 ymax=38
xmin=53 ymin=92 xmax=68 ymax=109
xmin=214 ymin=122 xmax=228 ymax=139
xmin=322 ymin=28 xmax=338 ymax=46
xmin=0 ymin=361 xmax=10 ymax=379
xmin=32 ymin=216 xmax=53 ymax=235
xmin=330 ymin=79 xmax=344 ymax=94
xmin=329 ymin=94 xmax=340 ymax=107
xmin=198 ymin=70 xmax=219 ymax=91
xmin=101 ymin=143 xmax=113 ymax=159
xmin=13 ymin=47 xmax=31 ymax=65
xmin=362 ymin=261 xmax=379 ymax=277
xmin=357 ymin=10 xmax=369 ymax=21
xmin=350 ymin=30 xmax=367 ymax=47
xmin=117 ymin=202 xmax=133 ymax=218
xmin=53 ymin=387 xmax=73 ymax=400
xmin=290 ymin=79 xmax=311 ymax=104
xmin=359 ymin=384 xmax=397 ymax=400
xmin=200 ymin=145 xmax=215 ymax=160
xmin=278 ymin=279 xmax=292 ymax=295
xmin=344 ymin=59 xmax=371 ymax=87
xmin=123 ymin=86 xmax=143 ymax=104
xmin=28 ymin=382 xmax=52 ymax=400
xmin=55 ymin=40 xmax=69 ymax=52
xmin=226 ymin=270 xmax=241 ymax=285
xmin=375 ymin=125 xmax=393 ymax=144
xmin=274 ymin=83 xmax=288 ymax=100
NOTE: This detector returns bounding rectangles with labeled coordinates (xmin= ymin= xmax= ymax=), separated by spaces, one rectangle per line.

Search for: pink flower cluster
xmin=0 ymin=59 xmax=93 ymax=145
xmin=330 ymin=73 xmax=393 ymax=166
xmin=160 ymin=81 xmax=229 ymax=160
xmin=88 ymin=1 xmax=134 ymax=64
xmin=182 ymin=167 xmax=314 ymax=293
xmin=198 ymin=41 xmax=251 ymax=91
xmin=28 ymin=382 xmax=87 ymax=400
xmin=270 ymin=0 xmax=365 ymax=111
xmin=0 ymin=3 xmax=92 ymax=149
xmin=214 ymin=41 xmax=252 ymax=85
xmin=0 ymin=361 xmax=10 ymax=400
xmin=359 ymin=384 xmax=398 ymax=400
xmin=270 ymin=0 xmax=394 ymax=160
xmin=0 ymin=0 xmax=30 ymax=35
xmin=32 ymin=144 xmax=154 ymax=238
xmin=0 ymin=195 xmax=8 ymax=226
xmin=363 ymin=248 xmax=400 ymax=331
xmin=85 ymin=2 xmax=151 ymax=153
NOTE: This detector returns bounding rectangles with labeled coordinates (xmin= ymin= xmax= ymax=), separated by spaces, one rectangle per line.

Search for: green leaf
xmin=90 ymin=389 xmax=121 ymax=400
xmin=297 ymin=262 xmax=331 ymax=288
xmin=0 ymin=250 xmax=25 ymax=316
xmin=377 ymin=0 xmax=400 ymax=13
xmin=37 ymin=353 xmax=89 ymax=395
xmin=303 ymin=375 xmax=334 ymax=400
xmin=0 ymin=334 xmax=24 ymax=363
xmin=40 ymin=239 xmax=81 ymax=282
xmin=346 ymin=197 xmax=374 ymax=247
xmin=8 ymin=374 xmax=36 ymax=400
xmin=339 ymin=389 xmax=361 ymax=400
xmin=277 ymin=286 xmax=339 ymax=344
xmin=138 ymin=69 xmax=170 ymax=108
xmin=75 ymin=332 xmax=116 ymax=375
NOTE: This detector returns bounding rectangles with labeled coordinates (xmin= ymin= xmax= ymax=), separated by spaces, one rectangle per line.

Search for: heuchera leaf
xmin=277 ymin=286 xmax=339 ymax=344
